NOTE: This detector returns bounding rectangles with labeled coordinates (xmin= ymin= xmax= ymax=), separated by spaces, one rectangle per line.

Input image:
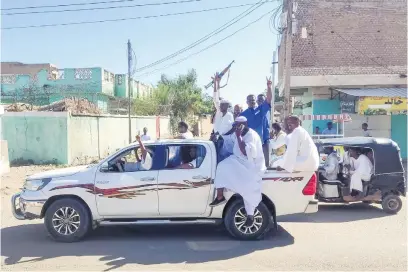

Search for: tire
xmin=224 ymin=200 xmax=272 ymax=240
xmin=381 ymin=194 xmax=402 ymax=214
xmin=44 ymin=198 xmax=92 ymax=242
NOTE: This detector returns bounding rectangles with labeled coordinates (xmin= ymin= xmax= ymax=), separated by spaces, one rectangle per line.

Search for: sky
xmin=1 ymin=0 xmax=281 ymax=106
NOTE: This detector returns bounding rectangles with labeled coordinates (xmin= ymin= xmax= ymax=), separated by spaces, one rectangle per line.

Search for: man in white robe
xmin=348 ymin=148 xmax=373 ymax=196
xmin=270 ymin=122 xmax=287 ymax=167
xmin=277 ymin=116 xmax=319 ymax=173
xmin=212 ymin=74 xmax=234 ymax=135
xmin=209 ymin=116 xmax=266 ymax=227
xmin=322 ymin=146 xmax=339 ymax=181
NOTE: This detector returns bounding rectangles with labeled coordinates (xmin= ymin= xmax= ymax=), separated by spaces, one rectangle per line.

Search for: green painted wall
xmin=391 ymin=115 xmax=407 ymax=159
xmin=2 ymin=113 xmax=69 ymax=164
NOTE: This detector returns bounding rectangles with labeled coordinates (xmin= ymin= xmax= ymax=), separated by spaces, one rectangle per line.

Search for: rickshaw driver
xmin=347 ymin=147 xmax=373 ymax=197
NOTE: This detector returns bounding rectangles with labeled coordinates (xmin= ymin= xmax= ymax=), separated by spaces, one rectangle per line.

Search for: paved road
xmin=1 ymin=201 xmax=406 ymax=271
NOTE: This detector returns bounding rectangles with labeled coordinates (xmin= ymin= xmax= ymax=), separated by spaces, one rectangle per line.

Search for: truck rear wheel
xmin=224 ymin=200 xmax=272 ymax=240
xmin=44 ymin=198 xmax=91 ymax=242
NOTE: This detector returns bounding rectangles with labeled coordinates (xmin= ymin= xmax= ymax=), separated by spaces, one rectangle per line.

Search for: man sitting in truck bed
xmin=209 ymin=116 xmax=266 ymax=227
xmin=276 ymin=116 xmax=319 ymax=173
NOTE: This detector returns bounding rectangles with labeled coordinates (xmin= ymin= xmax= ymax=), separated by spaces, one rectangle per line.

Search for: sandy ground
xmin=1 ymin=166 xmax=407 ymax=271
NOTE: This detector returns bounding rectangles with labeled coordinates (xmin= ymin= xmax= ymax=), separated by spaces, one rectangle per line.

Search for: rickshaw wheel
xmin=381 ymin=194 xmax=402 ymax=214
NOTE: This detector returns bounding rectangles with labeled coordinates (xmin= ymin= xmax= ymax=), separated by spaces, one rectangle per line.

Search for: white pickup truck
xmin=11 ymin=139 xmax=318 ymax=242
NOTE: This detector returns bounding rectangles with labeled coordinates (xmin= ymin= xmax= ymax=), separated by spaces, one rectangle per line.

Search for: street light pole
xmin=270 ymin=51 xmax=277 ymax=124
xmin=283 ymin=0 xmax=293 ymax=118
xmin=127 ymin=39 xmax=132 ymax=144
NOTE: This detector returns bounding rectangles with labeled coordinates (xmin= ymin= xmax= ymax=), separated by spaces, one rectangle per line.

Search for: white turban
xmin=235 ymin=116 xmax=247 ymax=123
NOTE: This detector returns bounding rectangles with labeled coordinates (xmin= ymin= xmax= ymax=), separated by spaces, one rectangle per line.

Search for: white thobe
xmin=213 ymin=90 xmax=234 ymax=135
xmin=285 ymin=133 xmax=292 ymax=146
xmin=141 ymin=134 xmax=151 ymax=141
xmin=214 ymin=129 xmax=266 ymax=216
xmin=362 ymin=130 xmax=371 ymax=137
xmin=180 ymin=131 xmax=194 ymax=139
xmin=350 ymin=154 xmax=373 ymax=192
xmin=323 ymin=152 xmax=339 ymax=181
xmin=270 ymin=131 xmax=287 ymax=167
xmin=123 ymin=152 xmax=153 ymax=172
xmin=277 ymin=126 xmax=319 ymax=173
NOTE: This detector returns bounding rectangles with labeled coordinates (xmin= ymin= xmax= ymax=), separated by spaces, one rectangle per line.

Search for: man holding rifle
xmin=212 ymin=73 xmax=234 ymax=136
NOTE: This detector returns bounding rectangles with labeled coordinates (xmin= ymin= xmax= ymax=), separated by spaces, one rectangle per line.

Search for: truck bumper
xmin=11 ymin=192 xmax=46 ymax=220
xmin=304 ymin=200 xmax=319 ymax=214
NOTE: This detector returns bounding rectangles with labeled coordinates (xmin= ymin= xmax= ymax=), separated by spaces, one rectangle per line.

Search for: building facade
xmin=0 ymin=62 xmax=153 ymax=112
xmin=278 ymin=0 xmax=407 ymax=157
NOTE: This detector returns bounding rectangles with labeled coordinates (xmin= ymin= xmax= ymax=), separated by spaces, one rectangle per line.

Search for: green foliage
xmin=133 ymin=69 xmax=214 ymax=134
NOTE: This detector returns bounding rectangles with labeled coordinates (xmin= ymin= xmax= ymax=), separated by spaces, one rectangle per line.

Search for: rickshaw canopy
xmin=316 ymin=137 xmax=404 ymax=175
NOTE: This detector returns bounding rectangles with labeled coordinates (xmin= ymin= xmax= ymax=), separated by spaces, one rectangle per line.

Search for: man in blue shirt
xmin=322 ymin=122 xmax=336 ymax=135
xmin=240 ymin=77 xmax=273 ymax=166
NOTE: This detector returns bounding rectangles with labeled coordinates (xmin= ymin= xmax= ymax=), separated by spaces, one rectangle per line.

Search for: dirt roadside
xmin=1 ymin=165 xmax=57 ymax=198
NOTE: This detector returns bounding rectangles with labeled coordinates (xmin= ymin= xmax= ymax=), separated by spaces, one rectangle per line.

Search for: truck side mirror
xmin=100 ymin=162 xmax=110 ymax=173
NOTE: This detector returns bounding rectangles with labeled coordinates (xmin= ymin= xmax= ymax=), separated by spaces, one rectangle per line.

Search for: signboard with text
xmin=358 ymin=97 xmax=407 ymax=115
xmin=340 ymin=99 xmax=355 ymax=113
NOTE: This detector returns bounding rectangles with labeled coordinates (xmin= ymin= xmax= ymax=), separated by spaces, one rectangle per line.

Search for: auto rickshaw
xmin=315 ymin=137 xmax=406 ymax=214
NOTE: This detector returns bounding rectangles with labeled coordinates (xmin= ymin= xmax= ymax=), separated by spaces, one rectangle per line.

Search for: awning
xmin=299 ymin=113 xmax=352 ymax=122
xmin=335 ymin=88 xmax=407 ymax=98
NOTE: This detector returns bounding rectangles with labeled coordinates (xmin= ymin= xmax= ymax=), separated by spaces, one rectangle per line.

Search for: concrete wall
xmin=0 ymin=140 xmax=10 ymax=174
xmin=68 ymin=115 xmax=170 ymax=165
xmin=391 ymin=115 xmax=407 ymax=159
xmin=2 ymin=112 xmax=69 ymax=164
xmin=344 ymin=114 xmax=391 ymax=138
xmin=2 ymin=112 xmax=171 ymax=165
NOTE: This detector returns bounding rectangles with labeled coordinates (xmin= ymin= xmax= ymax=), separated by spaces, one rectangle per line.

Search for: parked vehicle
xmin=11 ymin=138 xmax=318 ymax=242
xmin=316 ymin=137 xmax=406 ymax=214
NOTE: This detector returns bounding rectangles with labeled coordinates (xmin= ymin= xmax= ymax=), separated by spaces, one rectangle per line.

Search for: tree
xmin=133 ymin=69 xmax=213 ymax=134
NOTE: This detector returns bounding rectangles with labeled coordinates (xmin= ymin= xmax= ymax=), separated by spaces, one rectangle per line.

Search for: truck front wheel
xmin=44 ymin=198 xmax=91 ymax=242
xmin=224 ymin=200 xmax=272 ymax=240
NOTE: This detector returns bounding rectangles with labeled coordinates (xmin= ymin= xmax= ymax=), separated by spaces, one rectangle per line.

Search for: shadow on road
xmin=279 ymin=203 xmax=391 ymax=223
xmin=1 ymin=223 xmax=294 ymax=271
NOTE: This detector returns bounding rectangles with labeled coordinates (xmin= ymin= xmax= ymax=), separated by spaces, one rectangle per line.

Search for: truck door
xmin=157 ymin=143 xmax=213 ymax=216
xmin=94 ymin=145 xmax=159 ymax=217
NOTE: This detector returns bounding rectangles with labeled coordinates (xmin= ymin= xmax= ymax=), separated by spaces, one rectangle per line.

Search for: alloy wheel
xmin=52 ymin=207 xmax=81 ymax=235
xmin=234 ymin=208 xmax=263 ymax=234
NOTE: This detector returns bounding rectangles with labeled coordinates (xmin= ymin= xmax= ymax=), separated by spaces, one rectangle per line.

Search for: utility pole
xmin=127 ymin=39 xmax=132 ymax=144
xmin=283 ymin=0 xmax=292 ymax=118
xmin=270 ymin=51 xmax=277 ymax=124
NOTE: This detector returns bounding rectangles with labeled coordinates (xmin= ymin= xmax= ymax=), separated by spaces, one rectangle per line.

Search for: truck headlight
xmin=24 ymin=178 xmax=52 ymax=191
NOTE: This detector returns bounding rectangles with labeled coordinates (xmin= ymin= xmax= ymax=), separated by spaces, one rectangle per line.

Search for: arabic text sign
xmin=358 ymin=97 xmax=407 ymax=115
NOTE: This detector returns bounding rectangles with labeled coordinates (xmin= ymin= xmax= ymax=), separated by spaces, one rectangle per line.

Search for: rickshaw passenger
xmin=348 ymin=147 xmax=373 ymax=196
xmin=322 ymin=146 xmax=339 ymax=181
xmin=366 ymin=150 xmax=374 ymax=164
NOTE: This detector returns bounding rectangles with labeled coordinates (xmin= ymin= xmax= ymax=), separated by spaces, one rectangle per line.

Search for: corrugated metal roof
xmin=335 ymin=88 xmax=407 ymax=98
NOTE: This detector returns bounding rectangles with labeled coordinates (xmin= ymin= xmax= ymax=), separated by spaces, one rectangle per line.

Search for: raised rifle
xmin=204 ymin=60 xmax=235 ymax=89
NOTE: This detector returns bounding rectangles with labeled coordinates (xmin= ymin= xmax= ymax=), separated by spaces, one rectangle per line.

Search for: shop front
xmin=335 ymin=88 xmax=407 ymax=159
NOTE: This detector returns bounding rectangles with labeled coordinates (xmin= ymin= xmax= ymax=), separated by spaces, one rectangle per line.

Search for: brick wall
xmin=280 ymin=0 xmax=407 ymax=76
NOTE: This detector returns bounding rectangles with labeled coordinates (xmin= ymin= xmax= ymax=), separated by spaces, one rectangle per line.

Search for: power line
xmin=1 ymin=0 xmax=147 ymax=11
xmin=137 ymin=9 xmax=274 ymax=78
xmin=2 ymin=2 xmax=272 ymax=30
xmin=136 ymin=0 xmax=275 ymax=72
xmin=2 ymin=0 xmax=205 ymax=16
